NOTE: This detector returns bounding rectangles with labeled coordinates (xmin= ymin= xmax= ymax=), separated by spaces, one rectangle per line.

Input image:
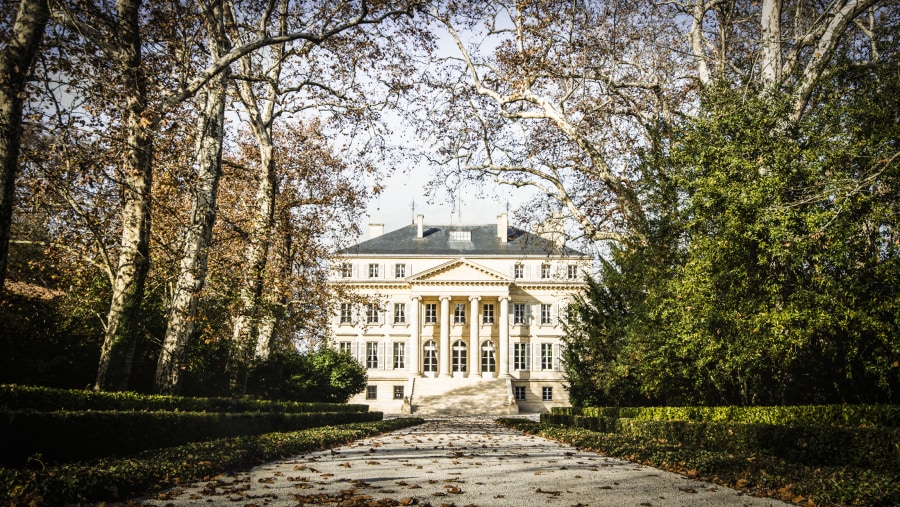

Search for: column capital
xmin=468 ymin=295 xmax=481 ymax=303
xmin=409 ymin=295 xmax=422 ymax=302
xmin=497 ymin=295 xmax=511 ymax=302
xmin=439 ymin=295 xmax=452 ymax=302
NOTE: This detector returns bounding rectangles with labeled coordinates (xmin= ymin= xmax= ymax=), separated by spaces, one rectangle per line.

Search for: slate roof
xmin=339 ymin=224 xmax=589 ymax=257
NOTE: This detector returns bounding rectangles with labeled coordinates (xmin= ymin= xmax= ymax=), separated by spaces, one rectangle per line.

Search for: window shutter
xmin=509 ymin=342 xmax=515 ymax=371
xmin=526 ymin=303 xmax=532 ymax=324
xmin=508 ymin=302 xmax=515 ymax=325
xmin=553 ymin=343 xmax=561 ymax=371
xmin=551 ymin=304 xmax=558 ymax=326
xmin=379 ymin=342 xmax=386 ymax=370
xmin=352 ymin=264 xmax=358 ymax=278
xmin=406 ymin=263 xmax=412 ymax=278
xmin=380 ymin=263 xmax=386 ymax=278
xmin=524 ymin=265 xmax=531 ymax=279
xmin=532 ymin=342 xmax=540 ymax=371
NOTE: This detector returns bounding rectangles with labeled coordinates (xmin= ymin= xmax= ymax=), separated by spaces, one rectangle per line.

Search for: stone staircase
xmin=409 ymin=376 xmax=518 ymax=415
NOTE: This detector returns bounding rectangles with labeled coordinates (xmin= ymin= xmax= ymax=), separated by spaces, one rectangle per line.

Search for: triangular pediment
xmin=409 ymin=258 xmax=511 ymax=283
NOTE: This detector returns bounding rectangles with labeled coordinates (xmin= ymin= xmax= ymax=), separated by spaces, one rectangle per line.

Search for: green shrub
xmin=0 ymin=410 xmax=382 ymax=466
xmin=0 ymin=385 xmax=369 ymax=413
xmin=0 ymin=418 xmax=424 ymax=505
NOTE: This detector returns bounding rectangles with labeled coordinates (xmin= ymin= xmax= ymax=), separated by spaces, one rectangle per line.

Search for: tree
xmin=0 ymin=0 xmax=50 ymax=298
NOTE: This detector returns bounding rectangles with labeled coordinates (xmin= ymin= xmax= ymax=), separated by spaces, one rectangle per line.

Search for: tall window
xmin=541 ymin=343 xmax=554 ymax=370
xmin=542 ymin=386 xmax=553 ymax=401
xmin=368 ymin=263 xmax=379 ymax=278
xmin=366 ymin=303 xmax=379 ymax=324
xmin=514 ymin=343 xmax=530 ymax=371
xmin=394 ymin=303 xmax=406 ymax=324
xmin=541 ymin=304 xmax=552 ymax=325
xmin=481 ymin=341 xmax=496 ymax=373
xmin=395 ymin=264 xmax=406 ymax=278
xmin=423 ymin=340 xmax=438 ymax=372
xmin=541 ymin=263 xmax=551 ymax=279
xmin=340 ymin=303 xmax=353 ymax=324
xmin=366 ymin=342 xmax=379 ymax=369
xmin=482 ymin=304 xmax=494 ymax=324
xmin=567 ymin=264 xmax=578 ymax=279
xmin=453 ymin=303 xmax=466 ymax=324
xmin=366 ymin=385 xmax=377 ymax=400
xmin=424 ymin=303 xmax=437 ymax=324
xmin=513 ymin=303 xmax=527 ymax=324
xmin=514 ymin=263 xmax=524 ymax=278
xmin=341 ymin=263 xmax=352 ymax=278
xmin=393 ymin=342 xmax=406 ymax=369
xmin=452 ymin=340 xmax=467 ymax=372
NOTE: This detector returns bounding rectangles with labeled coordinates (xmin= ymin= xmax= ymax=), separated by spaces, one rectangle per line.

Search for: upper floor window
xmin=541 ymin=263 xmax=551 ymax=279
xmin=513 ymin=303 xmax=527 ymax=325
xmin=514 ymin=263 xmax=524 ymax=279
xmin=340 ymin=303 xmax=353 ymax=324
xmin=567 ymin=264 xmax=578 ymax=279
xmin=394 ymin=303 xmax=406 ymax=324
xmin=540 ymin=304 xmax=552 ymax=325
xmin=514 ymin=343 xmax=530 ymax=371
xmin=424 ymin=303 xmax=437 ymax=324
xmin=366 ymin=303 xmax=379 ymax=324
xmin=482 ymin=304 xmax=495 ymax=324
xmin=541 ymin=343 xmax=554 ymax=370
xmin=393 ymin=342 xmax=406 ymax=369
xmin=395 ymin=264 xmax=406 ymax=278
xmin=338 ymin=341 xmax=353 ymax=354
xmin=453 ymin=303 xmax=466 ymax=324
xmin=341 ymin=263 xmax=352 ymax=278
xmin=366 ymin=342 xmax=379 ymax=369
xmin=368 ymin=263 xmax=379 ymax=278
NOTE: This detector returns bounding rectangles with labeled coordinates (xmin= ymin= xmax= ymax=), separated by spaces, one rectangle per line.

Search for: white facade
xmin=329 ymin=214 xmax=590 ymax=414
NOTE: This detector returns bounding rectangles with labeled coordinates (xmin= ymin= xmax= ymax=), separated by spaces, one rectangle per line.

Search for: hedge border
xmin=1 ymin=417 xmax=424 ymax=505
xmin=0 ymin=385 xmax=368 ymax=414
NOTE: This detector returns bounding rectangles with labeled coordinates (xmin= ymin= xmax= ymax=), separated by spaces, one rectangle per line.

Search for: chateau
xmin=329 ymin=213 xmax=590 ymax=414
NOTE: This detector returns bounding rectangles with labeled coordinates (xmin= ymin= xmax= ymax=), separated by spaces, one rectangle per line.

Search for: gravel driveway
xmin=133 ymin=416 xmax=791 ymax=506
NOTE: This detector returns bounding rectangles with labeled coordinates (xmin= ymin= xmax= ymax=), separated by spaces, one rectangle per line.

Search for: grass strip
xmin=1 ymin=417 xmax=424 ymax=506
xmin=498 ymin=418 xmax=900 ymax=507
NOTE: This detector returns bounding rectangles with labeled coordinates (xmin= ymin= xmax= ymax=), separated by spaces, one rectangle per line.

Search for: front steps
xmin=409 ymin=376 xmax=518 ymax=415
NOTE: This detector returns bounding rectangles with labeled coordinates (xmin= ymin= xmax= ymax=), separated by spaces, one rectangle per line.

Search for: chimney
xmin=416 ymin=214 xmax=424 ymax=239
xmin=369 ymin=223 xmax=384 ymax=239
xmin=497 ymin=213 xmax=508 ymax=243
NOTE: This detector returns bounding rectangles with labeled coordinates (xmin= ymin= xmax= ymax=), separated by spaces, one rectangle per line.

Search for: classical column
xmin=409 ymin=296 xmax=421 ymax=377
xmin=498 ymin=296 xmax=510 ymax=378
xmin=468 ymin=296 xmax=480 ymax=377
xmin=439 ymin=296 xmax=451 ymax=377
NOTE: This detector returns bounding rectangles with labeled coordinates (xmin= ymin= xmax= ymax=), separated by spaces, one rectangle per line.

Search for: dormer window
xmin=449 ymin=230 xmax=471 ymax=242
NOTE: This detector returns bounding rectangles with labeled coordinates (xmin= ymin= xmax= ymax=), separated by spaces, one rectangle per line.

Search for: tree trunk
xmin=155 ymin=1 xmax=229 ymax=395
xmin=760 ymin=0 xmax=782 ymax=88
xmin=0 ymin=0 xmax=49 ymax=299
xmin=94 ymin=0 xmax=152 ymax=392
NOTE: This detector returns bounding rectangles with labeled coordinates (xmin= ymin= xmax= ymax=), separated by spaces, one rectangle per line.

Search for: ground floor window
xmin=481 ymin=341 xmax=496 ymax=373
xmin=394 ymin=385 xmax=405 ymax=400
xmin=423 ymin=340 xmax=438 ymax=372
xmin=366 ymin=385 xmax=377 ymax=400
xmin=338 ymin=341 xmax=352 ymax=355
xmin=514 ymin=386 xmax=526 ymax=401
xmin=452 ymin=340 xmax=467 ymax=372
xmin=542 ymin=386 xmax=553 ymax=401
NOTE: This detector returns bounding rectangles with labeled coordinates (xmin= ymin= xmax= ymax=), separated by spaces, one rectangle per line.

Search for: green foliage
xmin=499 ymin=418 xmax=900 ymax=507
xmin=0 ymin=409 xmax=382 ymax=466
xmin=0 ymin=418 xmax=424 ymax=505
xmin=564 ymin=62 xmax=900 ymax=406
xmin=0 ymin=384 xmax=368 ymax=413
xmin=552 ymin=404 xmax=900 ymax=427
xmin=246 ymin=347 xmax=367 ymax=403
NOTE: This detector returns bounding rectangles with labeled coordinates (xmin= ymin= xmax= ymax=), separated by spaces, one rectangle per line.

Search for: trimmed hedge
xmin=551 ymin=404 xmax=900 ymax=427
xmin=0 ymin=417 xmax=425 ymax=506
xmin=1 ymin=410 xmax=382 ymax=466
xmin=0 ymin=385 xmax=369 ymax=413
xmin=500 ymin=418 xmax=900 ymax=507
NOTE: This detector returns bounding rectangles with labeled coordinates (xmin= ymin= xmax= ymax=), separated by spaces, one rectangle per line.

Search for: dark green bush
xmin=246 ymin=348 xmax=367 ymax=403
xmin=0 ymin=418 xmax=425 ymax=505
xmin=0 ymin=384 xmax=369 ymax=413
xmin=0 ymin=409 xmax=382 ymax=466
